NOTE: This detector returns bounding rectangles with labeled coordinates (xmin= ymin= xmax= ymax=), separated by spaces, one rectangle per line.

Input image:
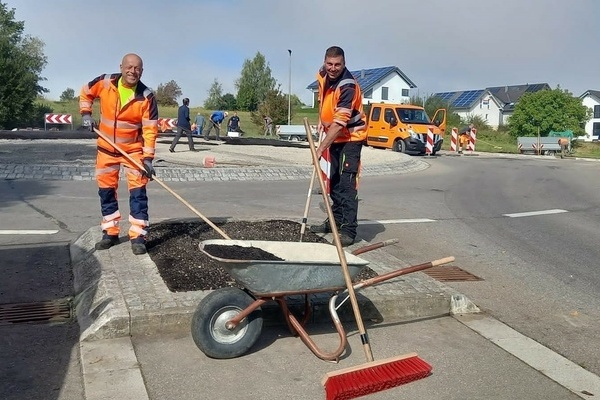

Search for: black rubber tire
xmin=392 ymin=139 xmax=406 ymax=153
xmin=191 ymin=287 xmax=263 ymax=359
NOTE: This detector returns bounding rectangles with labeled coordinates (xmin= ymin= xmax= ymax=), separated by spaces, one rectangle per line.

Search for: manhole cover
xmin=0 ymin=298 xmax=73 ymax=325
xmin=423 ymin=266 xmax=482 ymax=282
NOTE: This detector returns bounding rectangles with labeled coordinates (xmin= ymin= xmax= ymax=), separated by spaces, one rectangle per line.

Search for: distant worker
xmin=309 ymin=46 xmax=367 ymax=247
xmin=193 ymin=112 xmax=205 ymax=136
xmin=458 ymin=123 xmax=474 ymax=154
xmin=263 ymin=115 xmax=273 ymax=136
xmin=79 ymin=53 xmax=158 ymax=255
xmin=558 ymin=137 xmax=569 ymax=159
xmin=227 ymin=111 xmax=243 ymax=134
xmin=204 ymin=110 xmax=228 ymax=141
xmin=169 ymin=98 xmax=197 ymax=153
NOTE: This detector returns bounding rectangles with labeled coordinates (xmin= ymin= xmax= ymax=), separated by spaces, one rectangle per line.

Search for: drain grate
xmin=423 ymin=266 xmax=483 ymax=282
xmin=0 ymin=298 xmax=73 ymax=325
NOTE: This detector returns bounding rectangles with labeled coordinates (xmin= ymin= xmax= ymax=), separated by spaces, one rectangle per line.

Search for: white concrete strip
xmin=80 ymin=337 xmax=150 ymax=400
xmin=503 ymin=209 xmax=568 ymax=218
xmin=0 ymin=229 xmax=59 ymax=235
xmin=456 ymin=314 xmax=600 ymax=399
xmin=359 ymin=218 xmax=436 ymax=225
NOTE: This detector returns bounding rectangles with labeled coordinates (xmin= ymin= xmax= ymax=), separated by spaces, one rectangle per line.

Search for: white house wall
xmin=454 ymin=97 xmax=503 ymax=129
xmin=582 ymin=95 xmax=600 ymax=141
xmin=363 ymin=74 xmax=411 ymax=105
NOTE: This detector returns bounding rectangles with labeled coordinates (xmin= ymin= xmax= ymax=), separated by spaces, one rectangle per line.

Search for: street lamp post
xmin=287 ymin=49 xmax=292 ymax=125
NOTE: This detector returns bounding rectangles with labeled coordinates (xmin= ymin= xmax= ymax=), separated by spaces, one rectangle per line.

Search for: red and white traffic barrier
xmin=319 ymin=130 xmax=331 ymax=194
xmin=468 ymin=128 xmax=477 ymax=152
xmin=450 ymin=128 xmax=458 ymax=152
xmin=44 ymin=113 xmax=73 ymax=130
xmin=425 ymin=127 xmax=434 ymax=155
xmin=159 ymin=118 xmax=177 ymax=132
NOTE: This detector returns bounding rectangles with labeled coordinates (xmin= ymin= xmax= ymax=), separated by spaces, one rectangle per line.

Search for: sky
xmin=6 ymin=0 xmax=600 ymax=107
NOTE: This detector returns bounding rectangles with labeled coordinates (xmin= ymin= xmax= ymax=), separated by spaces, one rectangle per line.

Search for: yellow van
xmin=365 ymin=103 xmax=447 ymax=155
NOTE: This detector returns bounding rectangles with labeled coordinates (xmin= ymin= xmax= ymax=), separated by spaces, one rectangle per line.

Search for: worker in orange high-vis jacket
xmin=80 ymin=53 xmax=159 ymax=255
xmin=309 ymin=46 xmax=367 ymax=247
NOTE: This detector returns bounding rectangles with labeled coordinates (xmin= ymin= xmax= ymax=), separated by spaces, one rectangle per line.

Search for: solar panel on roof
xmin=452 ymin=90 xmax=484 ymax=108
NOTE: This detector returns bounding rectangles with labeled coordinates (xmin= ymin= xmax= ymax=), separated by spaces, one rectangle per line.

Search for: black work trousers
xmin=328 ymin=141 xmax=363 ymax=239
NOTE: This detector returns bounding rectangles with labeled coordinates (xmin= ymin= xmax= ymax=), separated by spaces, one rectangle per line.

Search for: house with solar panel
xmin=433 ymin=83 xmax=550 ymax=129
xmin=579 ymin=90 xmax=600 ymax=141
xmin=306 ymin=66 xmax=417 ymax=108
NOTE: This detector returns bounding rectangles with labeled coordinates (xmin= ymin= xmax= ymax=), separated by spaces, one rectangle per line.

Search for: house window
xmin=593 ymin=122 xmax=600 ymax=137
xmin=594 ymin=105 xmax=600 ymax=119
xmin=364 ymin=88 xmax=373 ymax=99
xmin=371 ymin=107 xmax=381 ymax=121
xmin=381 ymin=87 xmax=389 ymax=100
xmin=402 ymin=88 xmax=409 ymax=97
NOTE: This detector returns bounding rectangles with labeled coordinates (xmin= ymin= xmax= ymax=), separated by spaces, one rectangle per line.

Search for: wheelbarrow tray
xmin=199 ymin=239 xmax=369 ymax=296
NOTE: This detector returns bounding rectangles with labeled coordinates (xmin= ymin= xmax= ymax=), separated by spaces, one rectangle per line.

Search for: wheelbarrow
xmin=191 ymin=239 xmax=454 ymax=361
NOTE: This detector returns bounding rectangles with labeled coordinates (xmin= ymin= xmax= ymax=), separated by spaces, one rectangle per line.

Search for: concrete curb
xmin=71 ymin=221 xmax=477 ymax=342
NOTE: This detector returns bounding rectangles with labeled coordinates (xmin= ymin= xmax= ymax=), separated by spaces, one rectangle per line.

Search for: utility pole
xmin=288 ymin=49 xmax=292 ymax=125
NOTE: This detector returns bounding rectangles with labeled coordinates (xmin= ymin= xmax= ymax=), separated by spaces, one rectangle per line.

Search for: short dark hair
xmin=325 ymin=46 xmax=345 ymax=60
xmin=183 ymin=98 xmax=189 ymax=105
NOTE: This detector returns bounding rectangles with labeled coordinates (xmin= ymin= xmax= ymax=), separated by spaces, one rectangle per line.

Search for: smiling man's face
xmin=120 ymin=54 xmax=143 ymax=87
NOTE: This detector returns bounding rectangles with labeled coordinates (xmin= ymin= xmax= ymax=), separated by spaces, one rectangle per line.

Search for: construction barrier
xmin=425 ymin=127 xmax=434 ymax=155
xmin=319 ymin=130 xmax=331 ymax=194
xmin=450 ymin=128 xmax=458 ymax=152
xmin=44 ymin=113 xmax=73 ymax=130
xmin=159 ymin=118 xmax=177 ymax=133
xmin=468 ymin=128 xmax=477 ymax=152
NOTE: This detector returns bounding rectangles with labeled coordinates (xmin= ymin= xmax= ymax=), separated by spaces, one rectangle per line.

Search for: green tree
xmin=251 ymin=88 xmax=288 ymax=129
xmin=0 ymin=2 xmax=48 ymax=129
xmin=508 ymin=87 xmax=590 ymax=137
xmin=235 ymin=52 xmax=277 ymax=111
xmin=154 ymin=80 xmax=181 ymax=107
xmin=221 ymin=93 xmax=237 ymax=110
xmin=60 ymin=87 xmax=76 ymax=102
xmin=204 ymin=79 xmax=226 ymax=110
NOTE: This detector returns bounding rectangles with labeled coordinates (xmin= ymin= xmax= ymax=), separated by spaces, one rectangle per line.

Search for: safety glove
xmin=142 ymin=158 xmax=155 ymax=180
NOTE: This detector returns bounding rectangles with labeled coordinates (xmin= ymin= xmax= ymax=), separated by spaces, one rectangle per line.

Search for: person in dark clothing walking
xmin=169 ymin=98 xmax=197 ymax=152
xmin=309 ymin=46 xmax=367 ymax=247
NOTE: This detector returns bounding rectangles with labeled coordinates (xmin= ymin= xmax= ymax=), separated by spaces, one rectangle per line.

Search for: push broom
xmin=303 ymin=119 xmax=432 ymax=400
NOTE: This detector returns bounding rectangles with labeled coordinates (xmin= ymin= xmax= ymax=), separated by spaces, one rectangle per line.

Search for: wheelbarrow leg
xmin=225 ymin=298 xmax=268 ymax=330
xmin=278 ymin=295 xmax=348 ymax=362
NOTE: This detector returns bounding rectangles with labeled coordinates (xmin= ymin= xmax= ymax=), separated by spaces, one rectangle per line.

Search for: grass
xmin=41 ymin=100 xmax=600 ymax=159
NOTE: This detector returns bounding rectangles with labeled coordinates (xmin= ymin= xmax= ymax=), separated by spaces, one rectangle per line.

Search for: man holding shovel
xmin=204 ymin=110 xmax=228 ymax=141
xmin=79 ymin=53 xmax=159 ymax=255
xmin=309 ymin=46 xmax=367 ymax=247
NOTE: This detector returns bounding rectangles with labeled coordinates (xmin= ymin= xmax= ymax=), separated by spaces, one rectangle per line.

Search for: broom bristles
xmin=322 ymin=353 xmax=432 ymax=400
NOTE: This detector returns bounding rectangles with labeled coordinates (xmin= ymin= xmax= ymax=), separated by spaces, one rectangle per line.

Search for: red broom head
xmin=322 ymin=353 xmax=432 ymax=400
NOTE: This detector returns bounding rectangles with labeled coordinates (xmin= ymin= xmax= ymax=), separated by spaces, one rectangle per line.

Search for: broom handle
xmin=299 ymin=126 xmax=322 ymax=242
xmin=93 ymin=127 xmax=230 ymax=240
xmin=304 ymin=118 xmax=374 ymax=363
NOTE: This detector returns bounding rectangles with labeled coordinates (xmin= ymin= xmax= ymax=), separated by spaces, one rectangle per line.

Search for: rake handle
xmin=304 ymin=118 xmax=375 ymax=363
xmin=93 ymin=128 xmax=230 ymax=240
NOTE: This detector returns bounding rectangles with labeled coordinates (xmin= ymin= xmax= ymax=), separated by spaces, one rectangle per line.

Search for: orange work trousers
xmin=95 ymin=150 xmax=150 ymax=241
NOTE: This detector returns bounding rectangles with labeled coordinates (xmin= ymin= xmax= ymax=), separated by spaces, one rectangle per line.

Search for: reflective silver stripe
xmin=101 ymin=220 xmax=120 ymax=230
xmin=96 ymin=165 xmax=121 ymax=175
xmin=116 ymin=121 xmax=142 ymax=129
xmin=338 ymin=79 xmax=355 ymax=88
xmin=333 ymin=118 xmax=348 ymax=127
xmin=101 ymin=116 xmax=114 ymax=127
xmin=348 ymin=125 xmax=367 ymax=133
xmin=129 ymin=215 xmax=149 ymax=227
xmin=347 ymin=113 xmax=362 ymax=125
xmin=142 ymin=119 xmax=158 ymax=127
xmin=143 ymin=88 xmax=153 ymax=97
xmin=80 ymin=101 xmax=92 ymax=109
xmin=115 ymin=136 xmax=140 ymax=144
xmin=81 ymin=84 xmax=92 ymax=95
xmin=124 ymin=167 xmax=143 ymax=176
xmin=103 ymin=75 xmax=111 ymax=89
xmin=142 ymin=146 xmax=155 ymax=154
xmin=129 ymin=225 xmax=148 ymax=236
xmin=103 ymin=210 xmax=121 ymax=221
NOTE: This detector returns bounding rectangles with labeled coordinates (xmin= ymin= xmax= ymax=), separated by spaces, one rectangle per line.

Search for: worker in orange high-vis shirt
xmin=309 ymin=46 xmax=367 ymax=247
xmin=80 ymin=53 xmax=159 ymax=255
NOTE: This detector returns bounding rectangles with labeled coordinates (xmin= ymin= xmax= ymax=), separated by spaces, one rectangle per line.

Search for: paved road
xmin=2 ymin=138 xmax=600 ymax=398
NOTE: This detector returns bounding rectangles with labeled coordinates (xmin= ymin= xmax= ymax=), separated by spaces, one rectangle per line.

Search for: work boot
xmin=309 ymin=220 xmax=332 ymax=234
xmin=130 ymin=236 xmax=147 ymax=255
xmin=339 ymin=233 xmax=355 ymax=247
xmin=95 ymin=235 xmax=120 ymax=250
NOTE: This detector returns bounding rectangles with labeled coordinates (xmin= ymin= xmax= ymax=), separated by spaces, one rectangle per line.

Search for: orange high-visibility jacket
xmin=316 ymin=67 xmax=367 ymax=143
xmin=80 ymin=73 xmax=159 ymax=160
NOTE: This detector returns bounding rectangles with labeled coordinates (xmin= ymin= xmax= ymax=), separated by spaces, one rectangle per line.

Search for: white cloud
xmin=6 ymin=0 xmax=600 ymax=107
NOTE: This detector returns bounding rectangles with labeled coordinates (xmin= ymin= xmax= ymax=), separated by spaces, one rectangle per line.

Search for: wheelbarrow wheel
xmin=191 ymin=287 xmax=263 ymax=359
